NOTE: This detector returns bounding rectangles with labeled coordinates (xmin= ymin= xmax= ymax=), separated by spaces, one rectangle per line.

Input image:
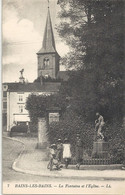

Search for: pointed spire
xmin=48 ymin=0 xmax=49 ymax=8
xmin=37 ymin=7 xmax=56 ymax=54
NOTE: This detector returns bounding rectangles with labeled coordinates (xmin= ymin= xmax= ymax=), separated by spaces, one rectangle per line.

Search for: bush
xmin=48 ymin=110 xmax=94 ymax=157
xmin=29 ymin=122 xmax=38 ymax=133
xmin=112 ymin=148 xmax=124 ymax=164
xmin=11 ymin=125 xmax=28 ymax=133
xmin=26 ymin=93 xmax=67 ymax=129
xmin=104 ymin=121 xmax=125 ymax=157
xmin=48 ymin=110 xmax=125 ymax=163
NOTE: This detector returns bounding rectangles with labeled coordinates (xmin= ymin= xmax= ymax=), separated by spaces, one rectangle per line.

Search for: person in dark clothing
xmin=76 ymin=134 xmax=83 ymax=169
xmin=56 ymin=139 xmax=63 ymax=163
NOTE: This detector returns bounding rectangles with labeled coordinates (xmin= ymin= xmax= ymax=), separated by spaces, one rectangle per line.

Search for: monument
xmin=92 ymin=139 xmax=109 ymax=159
xmin=83 ymin=113 xmax=113 ymax=165
xmin=37 ymin=107 xmax=61 ymax=149
xmin=92 ymin=112 xmax=109 ymax=158
xmin=37 ymin=117 xmax=48 ymax=149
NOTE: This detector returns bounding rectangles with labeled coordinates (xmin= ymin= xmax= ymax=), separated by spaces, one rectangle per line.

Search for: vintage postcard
xmin=2 ymin=0 xmax=125 ymax=194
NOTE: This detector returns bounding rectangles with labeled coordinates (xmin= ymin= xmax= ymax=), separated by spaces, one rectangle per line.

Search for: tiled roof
xmin=3 ymin=82 xmax=61 ymax=92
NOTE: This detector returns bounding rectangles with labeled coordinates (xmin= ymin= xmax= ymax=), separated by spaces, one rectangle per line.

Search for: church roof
xmin=3 ymin=82 xmax=61 ymax=92
xmin=37 ymin=8 xmax=56 ymax=54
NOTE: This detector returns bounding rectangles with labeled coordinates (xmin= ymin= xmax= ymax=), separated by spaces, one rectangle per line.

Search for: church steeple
xmin=37 ymin=6 xmax=60 ymax=79
xmin=37 ymin=8 xmax=56 ymax=54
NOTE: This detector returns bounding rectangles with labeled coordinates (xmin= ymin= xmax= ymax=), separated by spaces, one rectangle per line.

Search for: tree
xmin=57 ymin=0 xmax=124 ymax=121
xmin=34 ymin=76 xmax=62 ymax=83
xmin=59 ymin=69 xmax=97 ymax=121
xmin=49 ymin=109 xmax=94 ymax=159
xmin=25 ymin=93 xmax=68 ymax=131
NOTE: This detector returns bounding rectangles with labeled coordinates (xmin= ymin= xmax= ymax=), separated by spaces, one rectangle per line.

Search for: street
xmin=2 ymin=137 xmax=77 ymax=182
xmin=2 ymin=136 xmax=125 ymax=194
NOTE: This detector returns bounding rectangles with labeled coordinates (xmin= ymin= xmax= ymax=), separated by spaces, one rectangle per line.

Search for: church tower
xmin=37 ymin=7 xmax=60 ymax=79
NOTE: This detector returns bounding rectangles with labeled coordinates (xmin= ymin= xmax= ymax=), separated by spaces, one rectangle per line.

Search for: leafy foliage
xmin=34 ymin=76 xmax=62 ymax=83
xmin=49 ymin=113 xmax=125 ymax=162
xmin=59 ymin=70 xmax=97 ymax=121
xmin=25 ymin=1 xmax=124 ymax=163
xmin=48 ymin=110 xmax=94 ymax=157
xmin=57 ymin=0 xmax=124 ymax=121
xmin=25 ymin=93 xmax=67 ymax=131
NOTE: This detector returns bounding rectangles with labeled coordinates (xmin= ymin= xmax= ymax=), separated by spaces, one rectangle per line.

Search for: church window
xmin=43 ymin=58 xmax=49 ymax=68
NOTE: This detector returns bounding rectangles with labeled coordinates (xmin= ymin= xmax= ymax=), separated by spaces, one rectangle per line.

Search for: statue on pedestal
xmin=95 ymin=112 xmax=105 ymax=141
xmin=92 ymin=113 xmax=109 ymax=160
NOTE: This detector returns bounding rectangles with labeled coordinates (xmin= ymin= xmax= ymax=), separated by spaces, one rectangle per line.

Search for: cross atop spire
xmin=37 ymin=6 xmax=56 ymax=54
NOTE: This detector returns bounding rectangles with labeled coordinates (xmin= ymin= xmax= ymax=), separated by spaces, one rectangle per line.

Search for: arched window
xmin=43 ymin=58 xmax=49 ymax=68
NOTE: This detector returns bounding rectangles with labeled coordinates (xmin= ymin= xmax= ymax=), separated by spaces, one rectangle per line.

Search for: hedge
xmin=48 ymin=110 xmax=125 ymax=163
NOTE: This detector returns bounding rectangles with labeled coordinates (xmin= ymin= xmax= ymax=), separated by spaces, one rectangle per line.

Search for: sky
xmin=2 ymin=0 xmax=69 ymax=83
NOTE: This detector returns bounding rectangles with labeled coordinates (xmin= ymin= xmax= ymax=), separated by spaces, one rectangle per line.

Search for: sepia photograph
xmin=2 ymin=0 xmax=125 ymax=194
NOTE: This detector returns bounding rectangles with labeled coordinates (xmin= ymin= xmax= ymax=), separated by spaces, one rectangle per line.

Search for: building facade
xmin=2 ymin=82 xmax=61 ymax=131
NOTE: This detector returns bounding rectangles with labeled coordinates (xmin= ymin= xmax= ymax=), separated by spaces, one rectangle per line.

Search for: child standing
xmin=48 ymin=144 xmax=62 ymax=171
xmin=63 ymin=138 xmax=71 ymax=168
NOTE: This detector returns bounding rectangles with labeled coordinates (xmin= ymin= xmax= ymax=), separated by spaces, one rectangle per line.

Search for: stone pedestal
xmin=37 ymin=117 xmax=48 ymax=149
xmin=92 ymin=140 xmax=109 ymax=158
